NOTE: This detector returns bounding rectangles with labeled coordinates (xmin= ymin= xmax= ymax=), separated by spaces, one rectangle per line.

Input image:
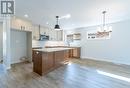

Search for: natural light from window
xmin=97 ymin=70 xmax=130 ymax=82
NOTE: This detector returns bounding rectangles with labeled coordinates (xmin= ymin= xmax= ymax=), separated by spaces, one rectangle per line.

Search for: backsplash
xmin=32 ymin=40 xmax=46 ymax=48
xmin=32 ymin=40 xmax=68 ymax=48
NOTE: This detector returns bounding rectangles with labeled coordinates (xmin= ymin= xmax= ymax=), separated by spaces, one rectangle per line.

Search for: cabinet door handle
xmin=36 ymin=52 xmax=39 ymax=54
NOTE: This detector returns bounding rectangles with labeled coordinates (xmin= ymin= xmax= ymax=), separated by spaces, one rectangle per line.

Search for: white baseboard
xmin=11 ymin=58 xmax=31 ymax=64
xmin=2 ymin=64 xmax=11 ymax=70
xmin=81 ymin=56 xmax=130 ymax=66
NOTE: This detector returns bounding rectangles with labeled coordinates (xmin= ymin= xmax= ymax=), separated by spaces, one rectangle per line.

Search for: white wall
xmin=26 ymin=32 xmax=32 ymax=61
xmin=0 ymin=23 xmax=3 ymax=61
xmin=11 ymin=30 xmax=27 ymax=64
xmin=65 ymin=20 xmax=130 ymax=65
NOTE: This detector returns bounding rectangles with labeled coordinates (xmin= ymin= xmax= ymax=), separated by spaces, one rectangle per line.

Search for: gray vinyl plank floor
xmin=0 ymin=59 xmax=130 ymax=88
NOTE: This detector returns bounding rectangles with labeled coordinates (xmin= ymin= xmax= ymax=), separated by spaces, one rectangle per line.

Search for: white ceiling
xmin=15 ymin=0 xmax=130 ymax=29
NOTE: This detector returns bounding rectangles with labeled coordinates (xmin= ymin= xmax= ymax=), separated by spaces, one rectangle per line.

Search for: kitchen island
xmin=32 ymin=48 xmax=72 ymax=76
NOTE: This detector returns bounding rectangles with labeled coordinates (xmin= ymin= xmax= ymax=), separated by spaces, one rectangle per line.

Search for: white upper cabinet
xmin=40 ymin=26 xmax=46 ymax=35
xmin=49 ymin=29 xmax=56 ymax=40
xmin=48 ymin=29 xmax=63 ymax=41
xmin=11 ymin=17 xmax=33 ymax=32
xmin=57 ymin=30 xmax=63 ymax=41
xmin=32 ymin=24 xmax=40 ymax=40
xmin=10 ymin=17 xmax=63 ymax=41
xmin=45 ymin=27 xmax=50 ymax=36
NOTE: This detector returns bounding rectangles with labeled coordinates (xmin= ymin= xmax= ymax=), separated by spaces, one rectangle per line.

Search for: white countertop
xmin=33 ymin=48 xmax=73 ymax=52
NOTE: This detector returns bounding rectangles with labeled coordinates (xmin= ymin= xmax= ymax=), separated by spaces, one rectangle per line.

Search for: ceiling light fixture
xmin=24 ymin=14 xmax=29 ymax=18
xmin=46 ymin=22 xmax=49 ymax=25
xmin=54 ymin=16 xmax=62 ymax=30
xmin=97 ymin=11 xmax=112 ymax=32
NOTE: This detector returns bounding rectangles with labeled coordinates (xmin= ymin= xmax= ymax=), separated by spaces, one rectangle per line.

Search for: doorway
xmin=0 ymin=22 xmax=3 ymax=63
xmin=0 ymin=21 xmax=4 ymax=72
xmin=0 ymin=17 xmax=11 ymax=70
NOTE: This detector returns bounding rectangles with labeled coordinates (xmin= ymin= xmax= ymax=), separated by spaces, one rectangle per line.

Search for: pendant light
xmin=97 ymin=11 xmax=112 ymax=32
xmin=54 ymin=16 xmax=62 ymax=30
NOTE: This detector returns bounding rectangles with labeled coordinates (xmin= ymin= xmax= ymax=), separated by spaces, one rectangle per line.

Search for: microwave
xmin=39 ymin=35 xmax=49 ymax=41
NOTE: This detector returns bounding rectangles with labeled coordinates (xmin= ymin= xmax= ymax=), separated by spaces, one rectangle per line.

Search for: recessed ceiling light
xmin=46 ymin=22 xmax=49 ymax=25
xmin=66 ymin=14 xmax=71 ymax=19
xmin=24 ymin=14 xmax=29 ymax=18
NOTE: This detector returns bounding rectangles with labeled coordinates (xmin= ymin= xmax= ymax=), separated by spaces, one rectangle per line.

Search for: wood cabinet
xmin=33 ymin=50 xmax=67 ymax=76
xmin=32 ymin=47 xmax=80 ymax=75
xmin=64 ymin=50 xmax=69 ymax=61
xmin=33 ymin=51 xmax=54 ymax=75
xmin=32 ymin=47 xmax=42 ymax=62
xmin=42 ymin=52 xmax=54 ymax=74
xmin=69 ymin=49 xmax=73 ymax=58
xmin=33 ymin=51 xmax=42 ymax=75
xmin=72 ymin=47 xmax=81 ymax=58
xmin=69 ymin=47 xmax=81 ymax=58
xmin=54 ymin=51 xmax=64 ymax=68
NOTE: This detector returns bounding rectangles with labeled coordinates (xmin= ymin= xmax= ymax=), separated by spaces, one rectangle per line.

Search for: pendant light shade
xmin=97 ymin=11 xmax=112 ymax=32
xmin=54 ymin=24 xmax=60 ymax=29
xmin=54 ymin=16 xmax=61 ymax=30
